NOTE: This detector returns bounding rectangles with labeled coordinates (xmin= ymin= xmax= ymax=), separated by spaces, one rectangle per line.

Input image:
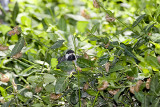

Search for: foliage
xmin=0 ymin=0 xmax=160 ymax=106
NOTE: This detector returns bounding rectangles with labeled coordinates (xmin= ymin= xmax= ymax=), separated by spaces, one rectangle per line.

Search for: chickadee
xmin=57 ymin=50 xmax=78 ymax=74
xmin=58 ymin=50 xmax=77 ymax=63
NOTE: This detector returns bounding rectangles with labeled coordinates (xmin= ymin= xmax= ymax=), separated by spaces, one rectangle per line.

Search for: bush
xmin=0 ymin=0 xmax=160 ymax=106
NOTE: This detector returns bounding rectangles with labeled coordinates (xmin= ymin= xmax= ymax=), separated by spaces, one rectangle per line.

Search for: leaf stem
xmin=92 ymin=91 xmax=99 ymax=107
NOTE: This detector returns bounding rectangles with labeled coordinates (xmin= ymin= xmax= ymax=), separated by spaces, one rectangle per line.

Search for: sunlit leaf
xmin=51 ymin=58 xmax=58 ymax=68
xmin=0 ymin=25 xmax=11 ymax=35
xmin=0 ymin=86 xmax=7 ymax=97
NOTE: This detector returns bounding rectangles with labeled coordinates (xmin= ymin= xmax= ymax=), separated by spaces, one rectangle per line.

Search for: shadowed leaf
xmin=50 ymin=40 xmax=64 ymax=50
xmin=132 ymin=14 xmax=146 ymax=27
xmin=10 ymin=36 xmax=25 ymax=56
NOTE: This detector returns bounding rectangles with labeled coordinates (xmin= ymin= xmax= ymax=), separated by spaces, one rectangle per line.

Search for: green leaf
xmin=51 ymin=58 xmax=58 ymax=68
xmin=150 ymin=74 xmax=160 ymax=94
xmin=110 ymin=64 xmax=124 ymax=72
xmin=55 ymin=77 xmax=69 ymax=94
xmin=151 ymin=98 xmax=160 ymax=107
xmin=12 ymin=2 xmax=19 ymax=25
xmin=145 ymin=56 xmax=160 ymax=69
xmin=113 ymin=88 xmax=125 ymax=103
xmin=17 ymin=94 xmax=28 ymax=102
xmin=86 ymin=89 xmax=97 ymax=96
xmin=120 ymin=43 xmax=137 ymax=60
xmin=43 ymin=74 xmax=56 ymax=84
xmin=21 ymin=16 xmax=32 ymax=27
xmin=0 ymin=25 xmax=11 ymax=35
xmin=4 ymin=95 xmax=14 ymax=101
xmin=45 ymin=84 xmax=55 ymax=93
xmin=133 ymin=38 xmax=146 ymax=49
xmin=135 ymin=92 xmax=144 ymax=102
xmin=0 ymin=86 xmax=7 ymax=97
xmin=100 ymin=37 xmax=109 ymax=44
xmin=57 ymin=61 xmax=74 ymax=72
xmin=91 ymin=23 xmax=100 ymax=34
xmin=58 ymin=16 xmax=67 ymax=31
xmin=132 ymin=14 xmax=146 ymax=27
xmin=77 ymin=57 xmax=95 ymax=68
xmin=146 ymin=24 xmax=154 ymax=33
xmin=1 ymin=100 xmax=12 ymax=107
xmin=27 ymin=75 xmax=41 ymax=83
xmin=142 ymin=95 xmax=150 ymax=107
xmin=42 ymin=96 xmax=50 ymax=104
xmin=126 ymin=67 xmax=138 ymax=77
xmin=42 ymin=19 xmax=48 ymax=31
xmin=70 ymin=90 xmax=78 ymax=105
xmin=20 ymin=65 xmax=35 ymax=75
xmin=50 ymin=40 xmax=65 ymax=50
xmin=77 ymin=21 xmax=89 ymax=32
xmin=10 ymin=36 xmax=25 ymax=56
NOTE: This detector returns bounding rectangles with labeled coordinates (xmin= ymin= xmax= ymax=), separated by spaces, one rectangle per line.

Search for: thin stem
xmin=41 ymin=49 xmax=49 ymax=73
xmin=92 ymin=91 xmax=99 ymax=107
xmin=77 ymin=67 xmax=81 ymax=107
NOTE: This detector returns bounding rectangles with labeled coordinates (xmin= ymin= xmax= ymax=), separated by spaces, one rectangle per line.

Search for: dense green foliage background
xmin=0 ymin=0 xmax=160 ymax=106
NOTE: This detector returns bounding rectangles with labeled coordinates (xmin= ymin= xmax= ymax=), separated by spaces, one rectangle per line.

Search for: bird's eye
xmin=67 ymin=54 xmax=76 ymax=61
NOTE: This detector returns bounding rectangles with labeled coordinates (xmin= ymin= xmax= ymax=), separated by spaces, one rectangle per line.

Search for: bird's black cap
xmin=66 ymin=50 xmax=74 ymax=54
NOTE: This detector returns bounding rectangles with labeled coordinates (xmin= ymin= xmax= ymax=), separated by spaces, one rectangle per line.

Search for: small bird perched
xmin=57 ymin=50 xmax=78 ymax=74
xmin=58 ymin=50 xmax=77 ymax=63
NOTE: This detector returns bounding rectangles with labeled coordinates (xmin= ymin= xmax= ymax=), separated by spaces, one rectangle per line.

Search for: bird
xmin=57 ymin=50 xmax=78 ymax=74
xmin=58 ymin=50 xmax=77 ymax=63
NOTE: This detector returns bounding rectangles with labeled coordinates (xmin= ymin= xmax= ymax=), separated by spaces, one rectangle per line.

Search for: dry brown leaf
xmin=35 ymin=87 xmax=42 ymax=93
xmin=127 ymin=75 xmax=134 ymax=80
xmin=105 ymin=14 xmax=115 ymax=22
xmin=12 ymin=79 xmax=17 ymax=92
xmin=98 ymin=81 xmax=109 ymax=91
xmin=105 ymin=62 xmax=110 ymax=72
xmin=50 ymin=93 xmax=61 ymax=100
xmin=105 ymin=42 xmax=110 ymax=49
xmin=83 ymin=83 xmax=89 ymax=91
xmin=1 ymin=74 xmax=10 ymax=83
xmin=130 ymin=86 xmax=135 ymax=94
xmin=7 ymin=26 xmax=21 ymax=36
xmin=108 ymin=89 xmax=120 ymax=95
xmin=146 ymin=78 xmax=151 ymax=89
xmin=81 ymin=10 xmax=90 ymax=19
xmin=93 ymin=0 xmax=100 ymax=8
xmin=157 ymin=56 xmax=160 ymax=64
xmin=84 ymin=52 xmax=89 ymax=59
xmin=25 ymin=85 xmax=31 ymax=90
xmin=0 ymin=45 xmax=9 ymax=51
xmin=12 ymin=52 xmax=22 ymax=59
xmin=148 ymin=33 xmax=152 ymax=36
xmin=134 ymin=80 xmax=143 ymax=92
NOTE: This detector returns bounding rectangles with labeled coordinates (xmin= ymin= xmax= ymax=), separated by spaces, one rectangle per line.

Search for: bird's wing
xmin=58 ymin=55 xmax=66 ymax=64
